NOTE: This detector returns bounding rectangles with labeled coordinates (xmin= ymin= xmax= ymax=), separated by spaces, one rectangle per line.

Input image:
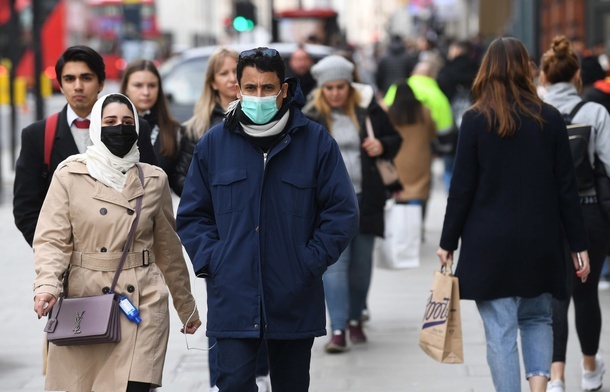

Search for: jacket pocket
xmin=281 ymin=174 xmax=316 ymax=218
xmin=212 ymin=169 xmax=248 ymax=214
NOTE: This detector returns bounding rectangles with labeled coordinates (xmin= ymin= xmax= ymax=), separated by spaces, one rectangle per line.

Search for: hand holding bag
xmin=365 ymin=116 xmax=402 ymax=191
xmin=44 ymin=165 xmax=144 ymax=346
xmin=418 ymin=260 xmax=464 ymax=363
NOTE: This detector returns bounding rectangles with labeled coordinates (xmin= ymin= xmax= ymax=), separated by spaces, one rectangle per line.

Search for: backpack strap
xmin=44 ymin=112 xmax=60 ymax=175
xmin=565 ymin=101 xmax=588 ymax=125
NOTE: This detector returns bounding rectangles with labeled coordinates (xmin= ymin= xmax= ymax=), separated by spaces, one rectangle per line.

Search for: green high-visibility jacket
xmin=384 ymin=75 xmax=454 ymax=134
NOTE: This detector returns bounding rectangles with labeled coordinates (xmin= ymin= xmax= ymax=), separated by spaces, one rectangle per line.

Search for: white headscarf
xmin=62 ymin=93 xmax=140 ymax=192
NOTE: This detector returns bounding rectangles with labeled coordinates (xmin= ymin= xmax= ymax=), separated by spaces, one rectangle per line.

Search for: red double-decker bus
xmin=2 ymin=0 xmax=71 ymax=89
xmin=86 ymin=0 xmax=161 ymax=80
xmin=274 ymin=8 xmax=342 ymax=46
xmin=1 ymin=0 xmax=161 ymax=90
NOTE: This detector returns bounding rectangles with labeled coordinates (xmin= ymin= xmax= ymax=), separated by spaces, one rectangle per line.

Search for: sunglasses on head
xmin=239 ymin=48 xmax=280 ymax=61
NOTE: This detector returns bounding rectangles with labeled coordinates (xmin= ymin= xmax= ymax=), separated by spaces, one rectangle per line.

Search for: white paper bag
xmin=374 ymin=200 xmax=422 ymax=269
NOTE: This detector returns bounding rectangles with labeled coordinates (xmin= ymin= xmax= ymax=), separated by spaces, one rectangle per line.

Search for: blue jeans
xmin=323 ymin=232 xmax=375 ymax=331
xmin=443 ymin=154 xmax=455 ymax=192
xmin=476 ymin=294 xmax=553 ymax=392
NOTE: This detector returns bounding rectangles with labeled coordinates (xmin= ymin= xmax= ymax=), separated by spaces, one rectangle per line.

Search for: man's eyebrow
xmin=62 ymin=72 xmax=95 ymax=79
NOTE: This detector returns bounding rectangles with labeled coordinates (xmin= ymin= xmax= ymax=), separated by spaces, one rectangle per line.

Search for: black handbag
xmin=44 ymin=165 xmax=144 ymax=346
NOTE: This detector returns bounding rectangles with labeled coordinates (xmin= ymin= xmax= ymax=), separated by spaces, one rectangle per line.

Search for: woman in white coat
xmin=33 ymin=93 xmax=201 ymax=392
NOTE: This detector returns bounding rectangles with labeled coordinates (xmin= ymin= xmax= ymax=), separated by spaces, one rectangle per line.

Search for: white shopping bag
xmin=374 ymin=200 xmax=422 ymax=269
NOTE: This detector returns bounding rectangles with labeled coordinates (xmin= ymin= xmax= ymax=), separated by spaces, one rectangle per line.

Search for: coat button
xmin=254 ymin=324 xmax=259 ymax=329
xmin=127 ymin=209 xmax=134 ymax=215
xmin=100 ymin=208 xmax=107 ymax=215
xmin=127 ymin=285 xmax=135 ymax=293
xmin=102 ymin=286 xmax=110 ymax=294
xmin=255 ymin=226 xmax=259 ymax=232
xmin=101 ymin=247 xmax=107 ymax=252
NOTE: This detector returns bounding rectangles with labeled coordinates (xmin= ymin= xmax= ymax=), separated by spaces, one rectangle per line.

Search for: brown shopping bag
xmin=418 ymin=263 xmax=464 ymax=363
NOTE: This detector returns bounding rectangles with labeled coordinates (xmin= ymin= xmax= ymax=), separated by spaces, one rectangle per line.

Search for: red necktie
xmin=73 ymin=119 xmax=90 ymax=129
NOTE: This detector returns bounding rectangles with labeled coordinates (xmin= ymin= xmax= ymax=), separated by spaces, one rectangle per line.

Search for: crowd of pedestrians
xmin=15 ymin=27 xmax=610 ymax=392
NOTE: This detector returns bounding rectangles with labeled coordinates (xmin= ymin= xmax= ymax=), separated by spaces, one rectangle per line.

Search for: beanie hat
xmin=311 ymin=55 xmax=354 ymax=86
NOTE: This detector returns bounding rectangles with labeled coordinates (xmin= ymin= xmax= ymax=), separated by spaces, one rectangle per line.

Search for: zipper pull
xmin=263 ymin=152 xmax=268 ymax=168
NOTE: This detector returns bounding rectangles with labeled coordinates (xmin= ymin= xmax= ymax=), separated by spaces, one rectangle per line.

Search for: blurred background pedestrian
xmin=304 ymin=54 xmax=402 ymax=353
xmin=121 ymin=59 xmax=183 ymax=194
xmin=286 ymin=44 xmax=316 ymax=99
xmin=387 ymin=82 xmax=435 ymax=223
xmin=539 ymin=35 xmax=610 ymax=392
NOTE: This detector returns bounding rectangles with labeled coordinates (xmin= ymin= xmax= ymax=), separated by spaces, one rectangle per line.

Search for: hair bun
xmin=551 ymin=36 xmax=571 ymax=58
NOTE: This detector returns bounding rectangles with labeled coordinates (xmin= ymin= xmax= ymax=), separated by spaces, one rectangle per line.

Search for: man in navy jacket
xmin=177 ymin=47 xmax=359 ymax=391
xmin=13 ymin=46 xmax=157 ymax=246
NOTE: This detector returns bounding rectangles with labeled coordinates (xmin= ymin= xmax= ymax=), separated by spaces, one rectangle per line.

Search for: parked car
xmin=159 ymin=42 xmax=336 ymax=122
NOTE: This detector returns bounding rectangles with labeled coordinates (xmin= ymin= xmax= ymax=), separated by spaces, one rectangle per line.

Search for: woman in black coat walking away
xmin=437 ymin=37 xmax=590 ymax=392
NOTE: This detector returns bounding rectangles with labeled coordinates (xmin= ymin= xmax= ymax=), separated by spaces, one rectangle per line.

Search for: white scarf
xmin=241 ymin=111 xmax=290 ymax=137
xmin=61 ymin=93 xmax=140 ymax=192
xmin=227 ymin=99 xmax=290 ymax=138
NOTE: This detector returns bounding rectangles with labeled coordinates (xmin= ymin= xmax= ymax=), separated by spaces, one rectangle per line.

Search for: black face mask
xmin=101 ymin=124 xmax=138 ymax=158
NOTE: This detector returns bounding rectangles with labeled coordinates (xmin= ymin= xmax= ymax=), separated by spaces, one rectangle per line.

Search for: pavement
xmin=1 ymin=141 xmax=610 ymax=390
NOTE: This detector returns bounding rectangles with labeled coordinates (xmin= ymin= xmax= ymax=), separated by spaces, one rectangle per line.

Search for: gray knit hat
xmin=311 ymin=55 xmax=354 ymax=86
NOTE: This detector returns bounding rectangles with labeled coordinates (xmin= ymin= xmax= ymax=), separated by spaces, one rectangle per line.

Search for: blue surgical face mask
xmin=240 ymin=89 xmax=282 ymax=124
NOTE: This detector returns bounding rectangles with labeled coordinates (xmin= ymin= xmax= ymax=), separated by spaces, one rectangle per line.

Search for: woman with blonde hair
xmin=437 ymin=37 xmax=590 ymax=392
xmin=172 ymin=48 xmax=239 ymax=197
xmin=304 ymin=55 xmax=402 ymax=353
xmin=540 ymin=35 xmax=610 ymax=392
xmin=183 ymin=48 xmax=239 ymax=139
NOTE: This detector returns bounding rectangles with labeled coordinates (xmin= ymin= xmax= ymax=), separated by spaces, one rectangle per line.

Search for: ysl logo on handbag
xmin=73 ymin=311 xmax=85 ymax=334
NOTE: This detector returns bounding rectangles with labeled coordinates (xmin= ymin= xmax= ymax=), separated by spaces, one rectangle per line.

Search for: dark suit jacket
xmin=13 ymin=104 xmax=158 ymax=246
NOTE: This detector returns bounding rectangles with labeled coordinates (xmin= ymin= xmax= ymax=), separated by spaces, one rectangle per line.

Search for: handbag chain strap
xmin=109 ymin=164 xmax=144 ymax=293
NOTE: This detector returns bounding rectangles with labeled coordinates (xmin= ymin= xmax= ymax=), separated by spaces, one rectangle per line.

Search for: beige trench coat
xmin=33 ymin=161 xmax=199 ymax=391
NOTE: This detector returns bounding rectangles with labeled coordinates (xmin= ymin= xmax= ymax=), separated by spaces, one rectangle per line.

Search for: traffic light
xmin=233 ymin=1 xmax=256 ymax=32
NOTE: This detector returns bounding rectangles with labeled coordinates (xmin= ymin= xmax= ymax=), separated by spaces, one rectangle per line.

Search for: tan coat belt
xmin=70 ymin=250 xmax=155 ymax=271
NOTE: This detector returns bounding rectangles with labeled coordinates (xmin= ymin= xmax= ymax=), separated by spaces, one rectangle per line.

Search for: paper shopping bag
xmin=374 ymin=200 xmax=421 ymax=269
xmin=418 ymin=266 xmax=464 ymax=363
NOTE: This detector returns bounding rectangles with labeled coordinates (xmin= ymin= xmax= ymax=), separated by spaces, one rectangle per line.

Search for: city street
xmin=1 ymin=141 xmax=609 ymax=391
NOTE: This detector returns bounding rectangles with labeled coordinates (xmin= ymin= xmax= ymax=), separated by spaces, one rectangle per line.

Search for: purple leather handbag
xmin=44 ymin=165 xmax=144 ymax=346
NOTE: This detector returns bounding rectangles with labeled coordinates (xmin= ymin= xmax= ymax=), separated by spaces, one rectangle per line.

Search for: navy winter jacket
xmin=176 ymin=80 xmax=359 ymax=339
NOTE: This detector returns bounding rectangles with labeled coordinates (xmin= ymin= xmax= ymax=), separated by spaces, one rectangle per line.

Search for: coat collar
xmin=66 ymin=162 xmax=158 ymax=209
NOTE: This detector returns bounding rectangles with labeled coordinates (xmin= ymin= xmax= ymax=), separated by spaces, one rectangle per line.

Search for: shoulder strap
xmin=365 ymin=116 xmax=375 ymax=140
xmin=566 ymin=101 xmax=588 ymax=124
xmin=109 ymin=164 xmax=145 ymax=293
xmin=44 ymin=112 xmax=60 ymax=172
